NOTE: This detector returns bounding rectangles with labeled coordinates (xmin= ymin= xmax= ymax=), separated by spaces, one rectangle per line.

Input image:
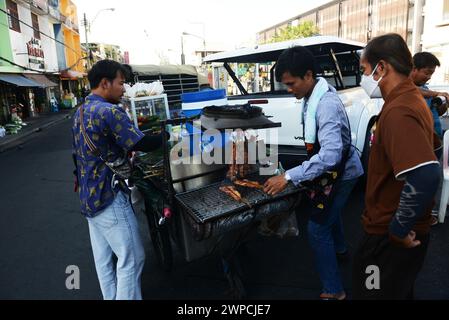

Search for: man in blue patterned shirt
xmin=72 ymin=60 xmax=163 ymax=300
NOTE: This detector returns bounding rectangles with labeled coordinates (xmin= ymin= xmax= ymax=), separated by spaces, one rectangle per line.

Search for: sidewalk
xmin=0 ymin=109 xmax=75 ymax=153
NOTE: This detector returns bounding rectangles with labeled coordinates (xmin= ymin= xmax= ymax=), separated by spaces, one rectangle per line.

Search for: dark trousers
xmin=352 ymin=233 xmax=430 ymax=300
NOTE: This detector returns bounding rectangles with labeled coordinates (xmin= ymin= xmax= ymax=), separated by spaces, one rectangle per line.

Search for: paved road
xmin=0 ymin=117 xmax=448 ymax=300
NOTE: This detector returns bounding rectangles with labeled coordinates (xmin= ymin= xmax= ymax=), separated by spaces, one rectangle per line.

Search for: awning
xmin=60 ymin=70 xmax=85 ymax=80
xmin=24 ymin=74 xmax=58 ymax=88
xmin=0 ymin=74 xmax=43 ymax=87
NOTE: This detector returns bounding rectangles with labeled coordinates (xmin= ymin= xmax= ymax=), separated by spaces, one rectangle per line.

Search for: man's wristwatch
xmin=284 ymin=172 xmax=292 ymax=182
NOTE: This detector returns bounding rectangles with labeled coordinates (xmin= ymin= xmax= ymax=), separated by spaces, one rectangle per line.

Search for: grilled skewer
xmin=227 ymin=143 xmax=237 ymax=182
xmin=234 ymin=179 xmax=264 ymax=190
xmin=219 ymin=186 xmax=252 ymax=208
xmin=220 ymin=186 xmax=241 ymax=201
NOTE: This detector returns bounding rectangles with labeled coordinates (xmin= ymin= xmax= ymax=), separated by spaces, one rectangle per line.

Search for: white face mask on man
xmin=360 ymin=63 xmax=383 ymax=99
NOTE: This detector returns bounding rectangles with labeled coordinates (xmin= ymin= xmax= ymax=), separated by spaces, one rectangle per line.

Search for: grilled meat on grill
xmin=234 ymin=179 xmax=264 ymax=190
xmin=219 ymin=186 xmax=252 ymax=208
xmin=219 ymin=186 xmax=242 ymax=202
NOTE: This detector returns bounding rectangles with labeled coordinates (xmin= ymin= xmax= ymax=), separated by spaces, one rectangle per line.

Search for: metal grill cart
xmin=132 ymin=105 xmax=303 ymax=298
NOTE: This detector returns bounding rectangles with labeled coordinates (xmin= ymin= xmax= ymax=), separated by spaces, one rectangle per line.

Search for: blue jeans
xmin=307 ymin=178 xmax=358 ymax=295
xmin=87 ymin=191 xmax=145 ymax=300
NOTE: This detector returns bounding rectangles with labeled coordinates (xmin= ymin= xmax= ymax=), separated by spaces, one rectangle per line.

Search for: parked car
xmin=204 ymin=36 xmax=383 ymax=171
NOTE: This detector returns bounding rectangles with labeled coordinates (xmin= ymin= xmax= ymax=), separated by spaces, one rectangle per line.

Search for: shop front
xmin=0 ymin=74 xmax=43 ymax=123
xmin=24 ymin=73 xmax=58 ymax=113
xmin=60 ymin=69 xmax=86 ymax=108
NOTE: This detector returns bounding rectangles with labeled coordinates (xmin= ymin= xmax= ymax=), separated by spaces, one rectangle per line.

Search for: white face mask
xmin=360 ymin=63 xmax=383 ymax=98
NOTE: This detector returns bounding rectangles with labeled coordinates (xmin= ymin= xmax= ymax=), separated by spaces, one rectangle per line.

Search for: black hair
xmin=121 ymin=64 xmax=135 ymax=83
xmin=275 ymin=46 xmax=317 ymax=82
xmin=363 ymin=33 xmax=413 ymax=77
xmin=88 ymin=60 xmax=129 ymax=89
xmin=413 ymin=52 xmax=441 ymax=70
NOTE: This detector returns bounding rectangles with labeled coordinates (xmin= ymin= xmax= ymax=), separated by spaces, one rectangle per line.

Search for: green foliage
xmin=270 ymin=21 xmax=320 ymax=43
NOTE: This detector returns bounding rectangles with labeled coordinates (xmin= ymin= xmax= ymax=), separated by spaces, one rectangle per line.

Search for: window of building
xmin=6 ymin=0 xmax=20 ymax=32
xmin=444 ymin=0 xmax=449 ymax=21
xmin=31 ymin=13 xmax=40 ymax=39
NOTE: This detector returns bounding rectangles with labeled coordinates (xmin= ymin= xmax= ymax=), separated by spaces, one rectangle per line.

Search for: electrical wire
xmin=0 ymin=55 xmax=88 ymax=75
xmin=0 ymin=7 xmax=90 ymax=75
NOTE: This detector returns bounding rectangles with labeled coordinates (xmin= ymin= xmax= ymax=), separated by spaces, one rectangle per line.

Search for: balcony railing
xmin=60 ymin=13 xmax=73 ymax=29
xmin=29 ymin=0 xmax=49 ymax=15
xmin=73 ymin=23 xmax=79 ymax=33
xmin=48 ymin=6 xmax=61 ymax=21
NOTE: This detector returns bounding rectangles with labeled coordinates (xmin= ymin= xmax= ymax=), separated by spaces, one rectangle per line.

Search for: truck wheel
xmin=144 ymin=200 xmax=173 ymax=272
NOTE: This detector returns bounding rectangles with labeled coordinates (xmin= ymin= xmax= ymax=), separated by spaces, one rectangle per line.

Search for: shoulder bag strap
xmin=79 ymin=104 xmax=103 ymax=160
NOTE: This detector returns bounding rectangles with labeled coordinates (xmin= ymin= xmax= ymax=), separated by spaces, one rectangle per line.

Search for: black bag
xmin=79 ymin=104 xmax=133 ymax=181
xmin=301 ymin=170 xmax=341 ymax=213
xmin=301 ymin=125 xmax=351 ymax=217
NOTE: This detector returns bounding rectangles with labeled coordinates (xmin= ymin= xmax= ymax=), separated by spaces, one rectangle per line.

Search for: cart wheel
xmin=144 ymin=200 xmax=173 ymax=272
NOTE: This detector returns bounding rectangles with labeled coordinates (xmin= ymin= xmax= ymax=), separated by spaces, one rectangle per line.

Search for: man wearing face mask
xmin=353 ymin=34 xmax=441 ymax=300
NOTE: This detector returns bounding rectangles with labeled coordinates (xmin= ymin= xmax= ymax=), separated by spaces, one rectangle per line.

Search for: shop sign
xmin=27 ymin=38 xmax=45 ymax=70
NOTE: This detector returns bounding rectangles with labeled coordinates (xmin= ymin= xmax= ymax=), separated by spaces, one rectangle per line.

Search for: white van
xmin=204 ymin=36 xmax=383 ymax=170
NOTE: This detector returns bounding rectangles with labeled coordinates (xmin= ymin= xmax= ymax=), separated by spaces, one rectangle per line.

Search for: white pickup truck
xmin=204 ymin=36 xmax=383 ymax=171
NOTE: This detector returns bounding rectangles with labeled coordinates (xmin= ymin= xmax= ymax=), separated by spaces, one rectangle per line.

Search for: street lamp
xmin=182 ymin=31 xmax=207 ymax=64
xmin=181 ymin=34 xmax=186 ymax=65
xmin=187 ymin=21 xmax=207 ymax=57
xmin=83 ymin=8 xmax=115 ymax=69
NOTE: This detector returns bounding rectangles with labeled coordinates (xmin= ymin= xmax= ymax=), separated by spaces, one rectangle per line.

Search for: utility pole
xmin=181 ymin=35 xmax=185 ymax=65
xmin=83 ymin=13 xmax=91 ymax=69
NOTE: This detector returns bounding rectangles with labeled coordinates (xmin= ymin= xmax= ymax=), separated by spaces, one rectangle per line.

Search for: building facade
xmin=87 ymin=42 xmax=125 ymax=64
xmin=0 ymin=0 xmax=85 ymax=125
xmin=258 ymin=0 xmax=412 ymax=45
xmin=421 ymin=0 xmax=449 ymax=84
xmin=257 ymin=0 xmax=449 ymax=84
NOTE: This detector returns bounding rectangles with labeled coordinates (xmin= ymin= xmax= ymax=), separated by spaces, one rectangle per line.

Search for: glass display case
xmin=123 ymin=94 xmax=170 ymax=132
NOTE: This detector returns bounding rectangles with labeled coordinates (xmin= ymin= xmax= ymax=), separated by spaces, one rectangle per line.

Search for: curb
xmin=0 ymin=114 xmax=72 ymax=154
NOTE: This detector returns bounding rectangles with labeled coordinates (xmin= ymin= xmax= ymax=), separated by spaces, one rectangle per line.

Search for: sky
xmin=73 ymin=0 xmax=332 ymax=65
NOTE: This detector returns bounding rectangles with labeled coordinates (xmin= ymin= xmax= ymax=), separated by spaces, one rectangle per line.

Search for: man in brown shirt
xmin=352 ymin=34 xmax=441 ymax=300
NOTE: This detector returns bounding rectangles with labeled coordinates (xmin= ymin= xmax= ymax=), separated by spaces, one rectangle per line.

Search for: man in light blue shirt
xmin=264 ymin=46 xmax=363 ymax=300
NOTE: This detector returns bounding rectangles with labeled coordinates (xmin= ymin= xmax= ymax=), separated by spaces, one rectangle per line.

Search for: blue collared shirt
xmin=286 ymin=86 xmax=364 ymax=185
xmin=72 ymin=94 xmax=144 ymax=217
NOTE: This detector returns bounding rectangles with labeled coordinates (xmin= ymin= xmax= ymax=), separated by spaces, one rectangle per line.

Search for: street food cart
xmin=132 ymin=104 xmax=303 ymax=298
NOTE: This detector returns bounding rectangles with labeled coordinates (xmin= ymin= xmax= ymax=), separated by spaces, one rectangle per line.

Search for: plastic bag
xmin=258 ymin=211 xmax=300 ymax=239
xmin=124 ymin=81 xmax=165 ymax=98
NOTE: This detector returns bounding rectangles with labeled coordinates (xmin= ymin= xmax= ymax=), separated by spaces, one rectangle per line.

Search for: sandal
xmin=320 ymin=292 xmax=346 ymax=301
xmin=431 ymin=213 xmax=439 ymax=227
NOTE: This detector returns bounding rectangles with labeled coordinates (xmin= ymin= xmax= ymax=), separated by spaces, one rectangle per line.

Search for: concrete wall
xmin=8 ymin=1 xmax=58 ymax=72
xmin=0 ymin=0 xmax=20 ymax=73
xmin=422 ymin=0 xmax=449 ymax=85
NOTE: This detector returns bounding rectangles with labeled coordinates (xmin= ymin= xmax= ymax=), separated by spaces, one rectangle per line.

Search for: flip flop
xmin=320 ymin=293 xmax=346 ymax=301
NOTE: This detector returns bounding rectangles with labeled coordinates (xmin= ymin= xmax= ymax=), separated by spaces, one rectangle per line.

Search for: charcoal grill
xmin=134 ymin=104 xmax=303 ymax=299
xmin=176 ymin=173 xmax=301 ymax=224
